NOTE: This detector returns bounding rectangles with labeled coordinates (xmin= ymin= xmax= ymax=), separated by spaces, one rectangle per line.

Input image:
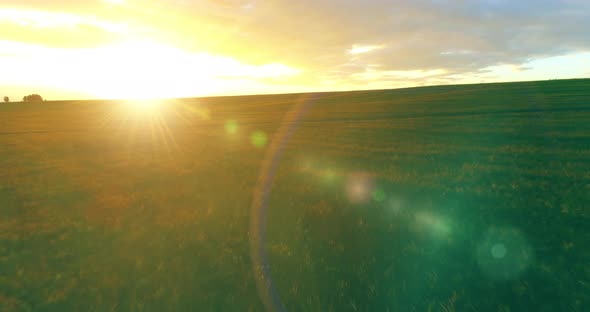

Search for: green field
xmin=1 ymin=79 xmax=589 ymax=311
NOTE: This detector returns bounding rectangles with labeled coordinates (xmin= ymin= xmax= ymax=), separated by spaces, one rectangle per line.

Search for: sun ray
xmin=154 ymin=113 xmax=172 ymax=157
xmin=156 ymin=113 xmax=180 ymax=154
xmin=149 ymin=114 xmax=158 ymax=152
xmin=169 ymin=101 xmax=193 ymax=127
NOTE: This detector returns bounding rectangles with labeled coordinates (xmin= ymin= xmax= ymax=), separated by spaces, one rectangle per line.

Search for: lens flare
xmin=476 ymin=226 xmax=534 ymax=281
xmin=414 ymin=211 xmax=451 ymax=237
xmin=372 ymin=188 xmax=386 ymax=202
xmin=345 ymin=172 xmax=375 ymax=204
xmin=225 ymin=120 xmax=238 ymax=135
xmin=491 ymin=243 xmax=507 ymax=259
xmin=387 ymin=197 xmax=404 ymax=216
xmin=249 ymin=94 xmax=315 ymax=312
xmin=251 ymin=130 xmax=268 ymax=148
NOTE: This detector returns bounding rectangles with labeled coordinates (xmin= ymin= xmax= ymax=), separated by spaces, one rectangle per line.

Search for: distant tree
xmin=3 ymin=96 xmax=8 ymax=103
xmin=23 ymin=94 xmax=43 ymax=102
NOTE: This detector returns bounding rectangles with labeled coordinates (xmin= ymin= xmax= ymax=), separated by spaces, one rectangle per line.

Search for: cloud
xmin=0 ymin=39 xmax=301 ymax=99
xmin=0 ymin=8 xmax=125 ymax=32
xmin=7 ymin=1 xmax=590 ymax=75
xmin=2 ymin=0 xmax=589 ymax=97
xmin=0 ymin=8 xmax=129 ymax=48
xmin=169 ymin=0 xmax=590 ymax=82
xmin=348 ymin=44 xmax=384 ymax=55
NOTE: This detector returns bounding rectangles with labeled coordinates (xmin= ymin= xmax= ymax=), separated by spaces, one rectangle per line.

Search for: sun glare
xmin=82 ymin=39 xmax=301 ymax=100
xmin=0 ymin=8 xmax=301 ymax=100
xmin=58 ymin=39 xmax=298 ymax=100
xmin=124 ymin=98 xmax=163 ymax=115
xmin=0 ymin=4 xmax=302 ymax=101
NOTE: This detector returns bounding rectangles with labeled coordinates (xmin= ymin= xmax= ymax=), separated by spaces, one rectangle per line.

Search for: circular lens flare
xmin=225 ymin=120 xmax=238 ymax=135
xmin=251 ymin=130 xmax=268 ymax=148
xmin=476 ymin=226 xmax=534 ymax=281
xmin=491 ymin=243 xmax=507 ymax=259
xmin=345 ymin=172 xmax=375 ymax=204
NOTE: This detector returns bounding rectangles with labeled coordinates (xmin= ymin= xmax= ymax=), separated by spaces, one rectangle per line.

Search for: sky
xmin=1 ymin=0 xmax=589 ymax=100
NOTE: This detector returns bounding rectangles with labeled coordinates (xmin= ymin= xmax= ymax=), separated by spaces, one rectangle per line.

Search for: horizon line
xmin=7 ymin=77 xmax=589 ymax=103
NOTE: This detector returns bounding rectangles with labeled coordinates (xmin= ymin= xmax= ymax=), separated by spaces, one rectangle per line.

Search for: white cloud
xmin=0 ymin=8 xmax=128 ymax=33
xmin=0 ymin=39 xmax=301 ymax=99
xmin=348 ymin=44 xmax=383 ymax=55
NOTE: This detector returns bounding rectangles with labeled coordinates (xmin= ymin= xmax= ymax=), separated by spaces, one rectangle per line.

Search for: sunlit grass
xmin=0 ymin=79 xmax=588 ymax=311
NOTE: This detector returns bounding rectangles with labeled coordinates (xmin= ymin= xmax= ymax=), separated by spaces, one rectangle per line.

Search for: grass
xmin=1 ymin=78 xmax=589 ymax=311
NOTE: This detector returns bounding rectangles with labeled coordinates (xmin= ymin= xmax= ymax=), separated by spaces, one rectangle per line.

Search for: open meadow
xmin=1 ymin=79 xmax=589 ymax=311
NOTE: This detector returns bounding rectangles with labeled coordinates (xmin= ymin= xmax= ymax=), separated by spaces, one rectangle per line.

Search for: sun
xmin=104 ymin=0 xmax=124 ymax=4
xmin=84 ymin=39 xmax=218 ymax=100
xmin=121 ymin=99 xmax=165 ymax=118
xmin=12 ymin=34 xmax=299 ymax=101
xmin=85 ymin=40 xmax=234 ymax=100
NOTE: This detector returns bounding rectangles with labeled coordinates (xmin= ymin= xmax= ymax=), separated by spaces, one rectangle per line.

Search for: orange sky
xmin=1 ymin=1 xmax=589 ymax=100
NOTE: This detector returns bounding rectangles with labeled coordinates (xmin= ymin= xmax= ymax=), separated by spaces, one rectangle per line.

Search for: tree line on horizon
xmin=2 ymin=94 xmax=45 ymax=103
